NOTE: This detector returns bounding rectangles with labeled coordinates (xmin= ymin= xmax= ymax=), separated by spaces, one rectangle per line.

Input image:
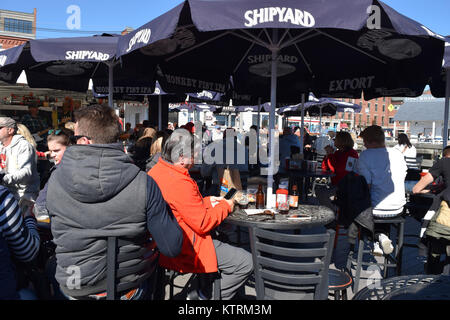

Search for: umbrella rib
xmin=232 ymin=30 xmax=266 ymax=74
xmin=278 ymin=29 xmax=317 ymax=49
xmin=165 ymin=30 xmax=234 ymax=62
xmin=314 ymin=29 xmax=387 ymax=64
xmin=277 ymin=29 xmax=291 ymax=47
xmin=236 ymin=29 xmax=272 ymax=49
xmin=286 ymin=31 xmax=314 ymax=76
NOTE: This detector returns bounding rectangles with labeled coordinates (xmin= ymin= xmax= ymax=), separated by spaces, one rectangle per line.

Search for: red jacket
xmin=322 ymin=149 xmax=359 ymax=185
xmin=148 ymin=158 xmax=231 ymax=273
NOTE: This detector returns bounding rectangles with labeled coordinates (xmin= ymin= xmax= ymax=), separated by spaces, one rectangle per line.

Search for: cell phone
xmin=224 ymin=188 xmax=238 ymax=200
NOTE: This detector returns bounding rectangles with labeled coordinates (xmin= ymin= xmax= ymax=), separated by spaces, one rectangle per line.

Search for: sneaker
xmin=373 ymin=241 xmax=383 ymax=256
xmin=378 ymin=233 xmax=394 ymax=255
xmin=186 ymin=289 xmax=208 ymax=300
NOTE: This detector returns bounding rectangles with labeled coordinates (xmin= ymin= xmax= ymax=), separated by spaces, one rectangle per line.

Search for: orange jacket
xmin=148 ymin=158 xmax=231 ymax=273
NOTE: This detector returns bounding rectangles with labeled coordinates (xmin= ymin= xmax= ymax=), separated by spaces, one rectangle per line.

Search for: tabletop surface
xmin=225 ymin=204 xmax=335 ymax=229
xmin=352 ymin=274 xmax=450 ymax=300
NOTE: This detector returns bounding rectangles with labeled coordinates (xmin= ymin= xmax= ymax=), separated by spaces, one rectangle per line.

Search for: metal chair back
xmin=249 ymin=227 xmax=335 ymax=300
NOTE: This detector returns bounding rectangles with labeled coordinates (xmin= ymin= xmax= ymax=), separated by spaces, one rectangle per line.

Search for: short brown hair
xmin=443 ymin=146 xmax=450 ymax=158
xmin=334 ymin=131 xmax=354 ymax=150
xmin=360 ymin=125 xmax=385 ymax=145
xmin=74 ymin=104 xmax=121 ymax=144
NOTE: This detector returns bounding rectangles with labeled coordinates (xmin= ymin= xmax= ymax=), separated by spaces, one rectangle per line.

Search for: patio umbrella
xmin=0 ymin=34 xmax=156 ymax=109
xmin=117 ymin=0 xmax=445 ymax=207
xmin=430 ymin=36 xmax=450 ymax=147
xmin=278 ymin=93 xmax=361 ymax=142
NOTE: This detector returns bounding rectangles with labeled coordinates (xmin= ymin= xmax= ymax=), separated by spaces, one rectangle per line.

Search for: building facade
xmin=0 ymin=8 xmax=36 ymax=50
xmin=322 ymin=95 xmax=403 ymax=133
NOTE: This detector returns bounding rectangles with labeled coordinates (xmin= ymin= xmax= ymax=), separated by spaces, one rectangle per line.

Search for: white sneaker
xmin=378 ymin=233 xmax=394 ymax=255
xmin=373 ymin=241 xmax=383 ymax=256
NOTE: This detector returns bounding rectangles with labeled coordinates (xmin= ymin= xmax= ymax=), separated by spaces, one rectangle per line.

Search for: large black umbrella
xmin=430 ymin=36 xmax=450 ymax=146
xmin=0 ymin=34 xmax=156 ymax=109
xmin=117 ymin=0 xmax=445 ymax=206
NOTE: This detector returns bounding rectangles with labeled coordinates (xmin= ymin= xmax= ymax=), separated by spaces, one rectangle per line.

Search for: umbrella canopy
xmin=117 ymin=0 xmax=444 ymax=100
xmin=277 ymin=95 xmax=361 ymax=116
xmin=430 ymin=36 xmax=450 ymax=98
xmin=169 ymin=102 xmax=217 ymax=112
xmin=117 ymin=0 xmax=445 ymax=207
xmin=0 ymin=34 xmax=157 ymax=110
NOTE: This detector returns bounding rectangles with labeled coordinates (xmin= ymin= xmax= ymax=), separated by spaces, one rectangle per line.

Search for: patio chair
xmin=249 ymin=227 xmax=335 ymax=300
xmin=106 ymin=236 xmax=158 ymax=300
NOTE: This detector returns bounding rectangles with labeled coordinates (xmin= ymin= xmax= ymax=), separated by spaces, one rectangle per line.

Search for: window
xmin=359 ymin=114 xmax=362 ymax=125
xmin=4 ymin=18 xmax=33 ymax=34
xmin=367 ymin=102 xmax=371 ymax=110
xmin=389 ymin=117 xmax=395 ymax=124
xmin=367 ymin=115 xmax=370 ymax=124
xmin=373 ymin=116 xmax=378 ymax=125
xmin=381 ymin=116 xmax=385 ymax=126
xmin=375 ymin=103 xmax=378 ymax=112
xmin=383 ymin=97 xmax=386 ymax=102
xmin=382 ymin=104 xmax=385 ymax=112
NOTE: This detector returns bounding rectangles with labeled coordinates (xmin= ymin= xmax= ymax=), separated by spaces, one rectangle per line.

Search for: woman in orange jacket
xmin=148 ymin=129 xmax=253 ymax=300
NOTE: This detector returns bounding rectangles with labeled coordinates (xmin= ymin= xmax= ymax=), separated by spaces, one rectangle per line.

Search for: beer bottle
xmin=256 ymin=184 xmax=265 ymax=209
xmin=289 ymin=184 xmax=299 ymax=209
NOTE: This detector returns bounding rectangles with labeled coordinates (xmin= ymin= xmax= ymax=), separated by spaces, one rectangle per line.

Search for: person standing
xmin=20 ymin=103 xmax=49 ymax=139
xmin=45 ymin=104 xmax=182 ymax=300
xmin=0 ymin=117 xmax=40 ymax=204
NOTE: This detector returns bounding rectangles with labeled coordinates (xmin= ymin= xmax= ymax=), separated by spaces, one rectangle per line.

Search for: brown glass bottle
xmin=289 ymin=185 xmax=299 ymax=209
xmin=256 ymin=184 xmax=265 ymax=209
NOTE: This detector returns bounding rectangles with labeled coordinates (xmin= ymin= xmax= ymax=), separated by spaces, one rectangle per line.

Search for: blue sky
xmin=1 ymin=0 xmax=449 ymax=39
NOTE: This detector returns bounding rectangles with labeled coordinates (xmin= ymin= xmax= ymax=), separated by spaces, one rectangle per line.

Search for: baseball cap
xmin=0 ymin=117 xmax=17 ymax=128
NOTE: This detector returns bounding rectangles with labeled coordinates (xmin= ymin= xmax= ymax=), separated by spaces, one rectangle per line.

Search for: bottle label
xmin=276 ymin=194 xmax=288 ymax=208
xmin=289 ymin=195 xmax=298 ymax=207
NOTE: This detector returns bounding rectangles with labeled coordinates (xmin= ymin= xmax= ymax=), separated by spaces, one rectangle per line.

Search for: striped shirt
xmin=0 ymin=186 xmax=40 ymax=262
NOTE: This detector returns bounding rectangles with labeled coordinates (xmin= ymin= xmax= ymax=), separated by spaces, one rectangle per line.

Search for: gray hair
xmin=161 ymin=128 xmax=194 ymax=164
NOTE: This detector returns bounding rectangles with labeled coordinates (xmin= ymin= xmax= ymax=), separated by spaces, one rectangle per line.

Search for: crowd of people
xmin=1 ymin=102 xmax=449 ymax=300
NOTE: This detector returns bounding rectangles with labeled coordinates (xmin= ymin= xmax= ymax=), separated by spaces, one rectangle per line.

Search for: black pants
xmin=426 ymin=237 xmax=450 ymax=275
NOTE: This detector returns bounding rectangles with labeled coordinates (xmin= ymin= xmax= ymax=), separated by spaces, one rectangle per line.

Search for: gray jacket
xmin=1 ymin=135 xmax=40 ymax=201
xmin=47 ymin=143 xmax=182 ymax=297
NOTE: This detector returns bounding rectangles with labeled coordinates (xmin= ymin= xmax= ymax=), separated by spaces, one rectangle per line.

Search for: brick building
xmin=0 ymin=8 xmax=36 ymax=50
xmin=325 ymin=95 xmax=404 ymax=133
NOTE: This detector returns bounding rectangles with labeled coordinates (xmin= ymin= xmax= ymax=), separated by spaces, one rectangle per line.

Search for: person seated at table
xmin=294 ymin=126 xmax=314 ymax=160
xmin=394 ymin=133 xmax=418 ymax=169
xmin=145 ymin=131 xmax=170 ymax=171
xmin=0 ymin=185 xmax=40 ymax=300
xmin=356 ymin=125 xmax=407 ymax=256
xmin=33 ymin=128 xmax=74 ymax=219
xmin=316 ymin=131 xmax=358 ymax=210
xmin=279 ymin=127 xmax=301 ymax=172
xmin=129 ymin=127 xmax=156 ymax=170
xmin=413 ymin=146 xmax=450 ymax=274
xmin=149 ymin=129 xmax=253 ymax=300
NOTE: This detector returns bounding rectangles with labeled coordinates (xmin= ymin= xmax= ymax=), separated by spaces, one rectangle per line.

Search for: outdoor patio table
xmin=225 ymin=204 xmax=335 ymax=230
xmin=352 ymin=274 xmax=450 ymax=300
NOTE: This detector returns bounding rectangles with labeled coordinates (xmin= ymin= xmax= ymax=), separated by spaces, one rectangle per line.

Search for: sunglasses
xmin=70 ymin=135 xmax=92 ymax=143
xmin=48 ymin=129 xmax=62 ymax=135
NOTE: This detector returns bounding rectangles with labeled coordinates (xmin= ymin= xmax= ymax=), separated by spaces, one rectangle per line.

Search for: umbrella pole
xmin=267 ymin=33 xmax=279 ymax=209
xmin=158 ymin=95 xmax=162 ymax=130
xmin=444 ymin=70 xmax=450 ymax=148
xmin=107 ymin=61 xmax=114 ymax=109
xmin=319 ymin=107 xmax=322 ymax=135
xmin=300 ymin=94 xmax=305 ymax=151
